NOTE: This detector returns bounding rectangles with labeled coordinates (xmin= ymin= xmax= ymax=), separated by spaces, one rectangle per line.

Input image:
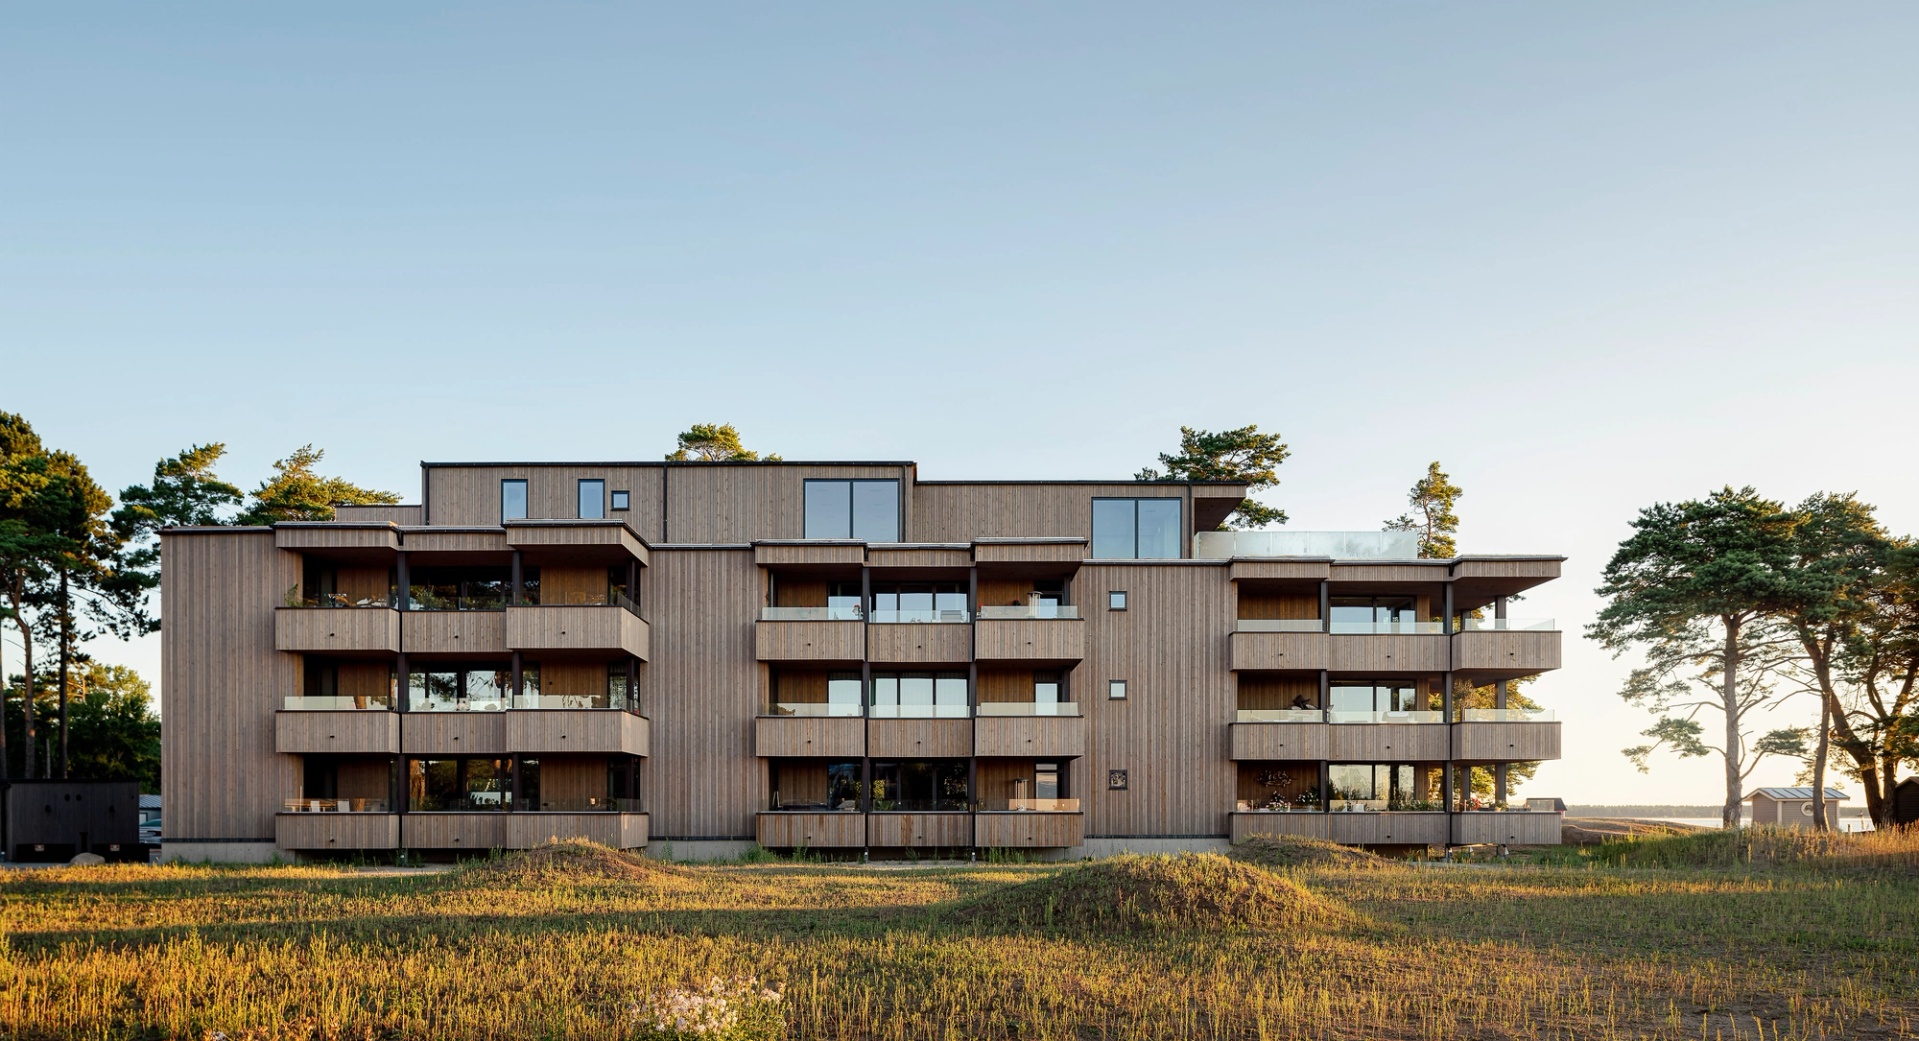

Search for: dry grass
xmin=951 ymin=852 xmax=1352 ymax=934
xmin=1 ymin=834 xmax=1915 ymax=1040
xmin=1228 ymin=834 xmax=1387 ymax=869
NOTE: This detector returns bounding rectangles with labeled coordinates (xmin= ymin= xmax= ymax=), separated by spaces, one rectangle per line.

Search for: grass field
xmin=2 ymin=828 xmax=1915 ymax=1040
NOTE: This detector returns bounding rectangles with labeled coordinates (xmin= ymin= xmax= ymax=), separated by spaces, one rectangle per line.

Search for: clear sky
xmin=4 ymin=4 xmax=1916 ymax=803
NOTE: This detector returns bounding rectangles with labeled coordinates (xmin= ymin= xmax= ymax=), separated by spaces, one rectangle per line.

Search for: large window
xmin=870 ymin=759 xmax=970 ymax=812
xmin=804 ymin=479 xmax=900 ymax=541
xmin=501 ymin=480 xmax=528 ymax=522
xmin=408 ymin=567 xmax=512 ymax=611
xmin=1329 ymin=596 xmax=1418 ymax=633
xmin=1328 ymin=763 xmax=1428 ymax=810
xmin=408 ymin=757 xmax=514 ymax=811
xmin=408 ymin=664 xmax=512 ymax=711
xmin=869 ymin=582 xmax=968 ymax=623
xmin=579 ymin=479 xmax=605 ymax=519
xmin=870 ymin=672 xmax=969 ymax=718
xmin=768 ymin=759 xmax=862 ymax=811
xmin=1092 ymin=498 xmax=1182 ymax=559
xmin=1329 ymin=682 xmax=1419 ymax=714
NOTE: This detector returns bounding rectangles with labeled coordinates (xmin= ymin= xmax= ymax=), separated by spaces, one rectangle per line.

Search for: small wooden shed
xmin=1748 ymin=787 xmax=1846 ymax=830
xmin=1892 ymin=778 xmax=1919 ymax=828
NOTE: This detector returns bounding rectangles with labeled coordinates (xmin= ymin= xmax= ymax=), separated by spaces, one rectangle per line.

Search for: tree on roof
xmin=1136 ymin=424 xmax=1289 ymax=529
xmin=666 ymin=423 xmax=782 ymax=462
xmin=1384 ymin=461 xmax=1462 ymax=559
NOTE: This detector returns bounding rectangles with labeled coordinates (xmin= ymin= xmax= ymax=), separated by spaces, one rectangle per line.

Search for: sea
xmin=1656 ymin=816 xmax=1874 ymax=833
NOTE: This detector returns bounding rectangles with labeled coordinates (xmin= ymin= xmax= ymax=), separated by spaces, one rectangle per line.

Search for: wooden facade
xmin=974 ymin=618 xmax=1086 ymax=662
xmin=506 ymin=710 xmax=650 ymax=756
xmin=165 ymin=458 xmax=1566 ymax=860
xmin=1451 ymin=811 xmax=1562 ymax=845
xmin=975 ymin=812 xmax=1084 ymax=848
xmin=275 ymin=711 xmax=399 ymax=755
xmin=506 ymin=605 xmax=650 ymax=660
xmin=754 ymin=716 xmax=866 ymax=758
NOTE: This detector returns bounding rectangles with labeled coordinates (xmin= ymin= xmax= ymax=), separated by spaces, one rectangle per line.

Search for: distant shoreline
xmin=1569 ymin=804 xmax=1869 ymax=818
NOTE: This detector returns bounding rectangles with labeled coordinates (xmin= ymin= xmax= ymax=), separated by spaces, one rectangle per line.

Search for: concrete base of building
xmin=1070 ymin=836 xmax=1231 ymax=859
xmin=160 ymin=842 xmax=280 ymax=864
xmin=647 ymin=839 xmax=755 ymax=862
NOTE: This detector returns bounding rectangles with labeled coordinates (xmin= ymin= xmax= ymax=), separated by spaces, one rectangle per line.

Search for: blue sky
xmin=4 ymin=4 xmax=1916 ymax=803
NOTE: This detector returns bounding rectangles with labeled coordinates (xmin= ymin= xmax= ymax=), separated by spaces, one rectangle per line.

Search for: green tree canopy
xmin=1384 ymin=461 xmax=1462 ymax=558
xmin=666 ymin=423 xmax=781 ymax=462
xmin=234 ymin=445 xmax=401 ymax=525
xmin=112 ymin=443 xmax=245 ymax=595
xmin=1136 ymin=424 xmax=1290 ymax=529
xmin=3 ymin=661 xmax=159 ymax=790
xmin=1589 ymin=486 xmax=1805 ymax=826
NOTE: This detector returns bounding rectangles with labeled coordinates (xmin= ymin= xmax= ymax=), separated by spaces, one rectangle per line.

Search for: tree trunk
xmin=0 ymin=609 xmax=8 ymax=780
xmin=1722 ymin=615 xmax=1744 ymax=828
xmin=10 ymin=581 xmax=34 ymax=780
xmin=1812 ymin=684 xmax=1831 ymax=831
xmin=58 ymin=564 xmax=69 ymax=780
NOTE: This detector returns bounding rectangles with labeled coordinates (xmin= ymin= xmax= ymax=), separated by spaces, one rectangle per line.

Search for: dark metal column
xmin=510 ymin=551 xmax=522 ymax=605
xmin=1318 ymin=580 xmax=1330 ymax=631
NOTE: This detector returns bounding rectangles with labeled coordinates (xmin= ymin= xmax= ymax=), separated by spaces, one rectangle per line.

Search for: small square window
xmin=1108 ymin=590 xmax=1128 ymax=611
xmin=1108 ymin=769 xmax=1129 ymax=791
xmin=1108 ymin=679 xmax=1127 ymax=700
xmin=610 ymin=490 xmax=630 ymax=511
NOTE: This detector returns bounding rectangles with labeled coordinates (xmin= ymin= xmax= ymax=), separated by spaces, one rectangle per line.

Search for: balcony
xmin=867 ymin=812 xmax=972 ymax=848
xmin=1327 ymin=714 xmax=1450 ymax=760
xmin=755 ymin=608 xmax=865 ymax=662
xmin=974 ymin=606 xmax=1085 ymax=663
xmin=402 ymin=710 xmax=507 ymax=755
xmin=756 ymin=810 xmax=866 ymax=848
xmin=975 ymin=800 xmax=1084 ymax=848
xmin=868 ymin=716 xmax=972 ymax=757
xmin=866 ymin=618 xmax=972 ymax=664
xmin=1452 ymin=710 xmax=1562 ymax=762
xmin=275 ymin=606 xmax=401 ymax=654
xmin=1452 ymin=810 xmax=1563 ymax=846
xmin=504 ymin=811 xmax=650 ymax=850
xmin=755 ymin=708 xmax=866 ymax=757
xmin=1229 ymin=620 xmax=1327 ymax=671
xmin=403 ymin=610 xmax=507 ymax=655
xmin=401 ymin=813 xmax=506 ymax=850
xmin=1328 ymin=621 xmax=1450 ymax=673
xmin=1229 ymin=709 xmax=1328 ymax=759
xmin=973 ymin=704 xmax=1085 ymax=758
xmin=1328 ymin=810 xmax=1449 ymax=846
xmin=506 ymin=707 xmax=649 ymax=756
xmin=1452 ymin=619 xmax=1562 ymax=678
xmin=507 ymin=602 xmax=650 ymax=660
xmin=1231 ymin=811 xmax=1329 ymax=842
xmin=276 ymin=810 xmax=399 ymax=851
xmin=275 ymin=707 xmax=399 ymax=755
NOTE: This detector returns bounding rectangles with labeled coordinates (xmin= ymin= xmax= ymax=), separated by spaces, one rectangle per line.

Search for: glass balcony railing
xmin=867 ymin=704 xmax=971 ymax=719
xmin=763 ymin=702 xmax=864 ymax=718
xmin=975 ymin=702 xmax=1081 ymax=717
xmin=870 ymin=609 xmax=971 ymax=624
xmin=1234 ymin=619 xmax=1325 ymax=633
xmin=523 ymin=797 xmax=642 ymax=813
xmin=760 ymin=605 xmax=865 ymax=621
xmin=763 ymin=796 xmax=863 ymax=812
xmin=1328 ymin=620 xmax=1447 ymax=635
xmin=1235 ymin=708 xmax=1325 ymax=723
xmin=408 ymin=694 xmax=508 ymax=712
xmin=868 ymin=799 xmax=970 ymax=812
xmin=1327 ymin=710 xmax=1445 ymax=724
xmin=282 ymin=696 xmax=392 ymax=711
xmin=282 ymin=798 xmax=390 ymax=813
xmin=1458 ymin=617 xmax=1557 ymax=632
xmin=290 ymin=592 xmax=397 ymax=609
xmin=408 ymin=588 xmax=507 ymax=612
xmin=977 ymin=604 xmax=1081 ymax=620
xmin=991 ymin=798 xmax=1081 ymax=812
xmin=511 ymin=693 xmax=631 ymax=711
xmin=1460 ymin=708 xmax=1557 ymax=722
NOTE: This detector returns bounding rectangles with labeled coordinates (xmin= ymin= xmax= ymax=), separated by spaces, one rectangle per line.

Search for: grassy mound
xmin=459 ymin=838 xmax=684 ymax=884
xmin=952 ymin=853 xmax=1352 ymax=935
xmin=1229 ymin=835 xmax=1385 ymax=869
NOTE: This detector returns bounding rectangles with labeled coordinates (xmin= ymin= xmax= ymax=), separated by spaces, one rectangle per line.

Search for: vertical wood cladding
xmin=911 ymin=484 xmax=1186 ymax=544
xmin=162 ymin=531 xmax=300 ymax=842
xmin=426 ymin=466 xmax=666 ymax=537
xmin=640 ymin=548 xmax=762 ymax=839
xmin=1080 ymin=563 xmax=1235 ymax=838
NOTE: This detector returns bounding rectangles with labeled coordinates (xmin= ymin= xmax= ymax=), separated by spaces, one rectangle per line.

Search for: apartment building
xmin=160 ymin=461 xmax=1563 ymax=863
